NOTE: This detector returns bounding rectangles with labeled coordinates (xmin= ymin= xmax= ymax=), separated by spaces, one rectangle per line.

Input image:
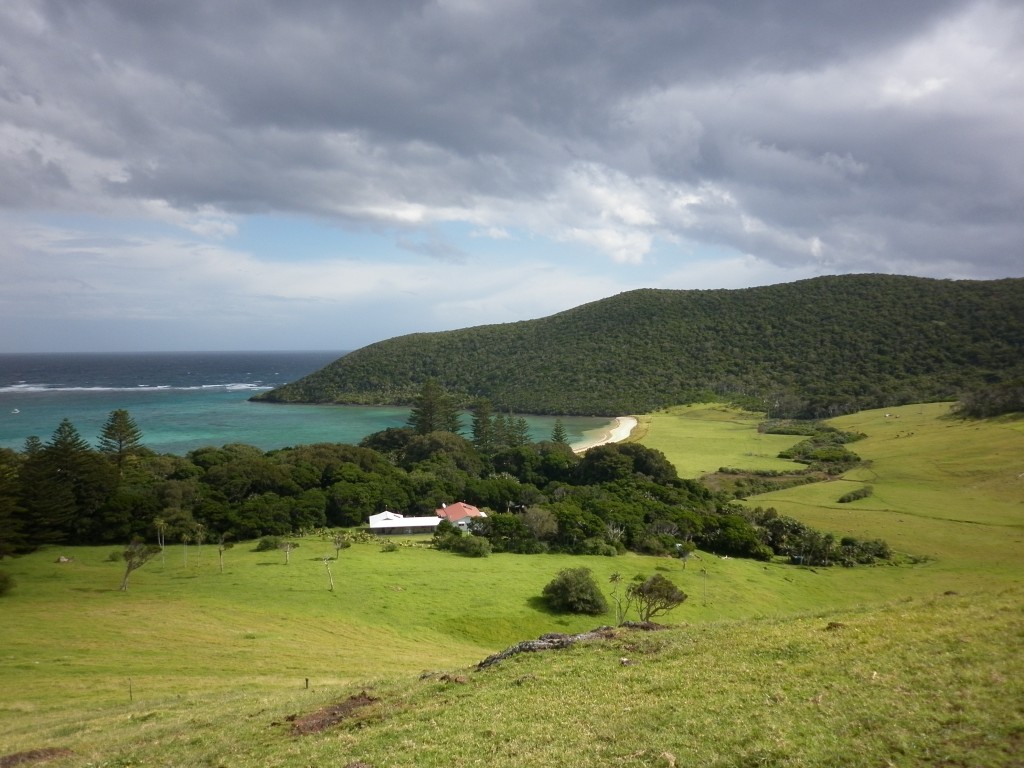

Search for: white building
xmin=367 ymin=511 xmax=442 ymax=535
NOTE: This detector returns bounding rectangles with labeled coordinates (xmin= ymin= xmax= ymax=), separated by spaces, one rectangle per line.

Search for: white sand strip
xmin=571 ymin=416 xmax=638 ymax=453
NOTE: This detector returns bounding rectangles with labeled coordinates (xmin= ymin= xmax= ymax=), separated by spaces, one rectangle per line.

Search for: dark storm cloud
xmin=2 ymin=0 xmax=1021 ymax=275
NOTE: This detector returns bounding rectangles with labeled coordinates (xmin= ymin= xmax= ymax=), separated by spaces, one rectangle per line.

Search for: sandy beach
xmin=571 ymin=416 xmax=638 ymax=453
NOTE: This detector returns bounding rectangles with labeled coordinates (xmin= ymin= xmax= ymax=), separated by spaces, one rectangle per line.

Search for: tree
xmin=98 ymin=409 xmax=144 ymax=470
xmin=675 ymin=540 xmax=696 ymax=569
xmin=216 ymin=532 xmax=233 ymax=574
xmin=473 ymin=512 xmax=531 ymax=553
xmin=407 ymin=378 xmax=461 ymax=435
xmin=608 ymin=572 xmax=626 ymax=625
xmin=192 ymin=522 xmax=207 ymax=567
xmin=626 ymin=574 xmax=688 ymax=622
xmin=542 ymin=567 xmax=608 ymax=615
xmin=332 ymin=531 xmax=351 ymax=560
xmin=551 ymin=419 xmax=569 ymax=445
xmin=119 ymin=538 xmax=161 ymax=591
xmin=323 ymin=556 xmax=335 ymax=591
xmin=20 ymin=419 xmax=115 ymax=544
xmin=470 ymin=398 xmax=496 ymax=455
xmin=505 ymin=416 xmax=531 ymax=448
xmin=522 ymin=506 xmax=558 ymax=542
xmin=575 ymin=445 xmax=635 ymax=485
xmin=153 ymin=517 xmax=167 ymax=565
xmin=0 ymin=450 xmax=26 ymax=557
xmin=280 ymin=540 xmax=298 ymax=564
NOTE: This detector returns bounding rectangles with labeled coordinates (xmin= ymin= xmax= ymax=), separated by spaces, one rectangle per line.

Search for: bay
xmin=0 ymin=351 xmax=612 ymax=454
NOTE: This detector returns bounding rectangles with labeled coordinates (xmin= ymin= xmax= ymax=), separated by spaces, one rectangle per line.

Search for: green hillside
xmin=254 ymin=274 xmax=1024 ymax=416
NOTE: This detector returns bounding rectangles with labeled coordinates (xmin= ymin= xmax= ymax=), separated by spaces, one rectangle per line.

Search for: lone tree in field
xmin=608 ymin=572 xmax=627 ymax=625
xmin=216 ymin=532 xmax=233 ymax=574
xmin=119 ymin=538 xmax=161 ymax=591
xmin=280 ymin=540 xmax=298 ymax=564
xmin=192 ymin=522 xmax=207 ymax=567
xmin=323 ymin=556 xmax=335 ymax=591
xmin=626 ymin=574 xmax=688 ymax=622
xmin=332 ymin=531 xmax=351 ymax=560
xmin=153 ymin=516 xmax=167 ymax=565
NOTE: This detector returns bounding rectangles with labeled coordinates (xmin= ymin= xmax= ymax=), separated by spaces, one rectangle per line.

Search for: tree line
xmin=0 ymin=398 xmax=890 ymax=570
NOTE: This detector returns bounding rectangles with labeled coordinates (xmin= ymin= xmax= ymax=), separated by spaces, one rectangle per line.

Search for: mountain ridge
xmin=253 ymin=274 xmax=1024 ymax=417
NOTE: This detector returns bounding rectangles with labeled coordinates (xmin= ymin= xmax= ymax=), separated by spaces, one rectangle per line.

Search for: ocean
xmin=0 ymin=351 xmax=610 ymax=455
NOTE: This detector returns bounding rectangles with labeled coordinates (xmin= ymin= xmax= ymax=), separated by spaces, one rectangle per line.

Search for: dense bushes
xmin=776 ymin=424 xmax=865 ymax=474
xmin=838 ymin=486 xmax=873 ymax=503
xmin=542 ymin=568 xmax=608 ymax=615
xmin=254 ymin=536 xmax=284 ymax=552
xmin=953 ymin=379 xmax=1024 ymax=418
xmin=742 ymin=507 xmax=893 ymax=567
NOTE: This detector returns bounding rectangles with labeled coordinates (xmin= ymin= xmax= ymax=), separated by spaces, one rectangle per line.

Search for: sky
xmin=1 ymin=0 xmax=1022 ymax=353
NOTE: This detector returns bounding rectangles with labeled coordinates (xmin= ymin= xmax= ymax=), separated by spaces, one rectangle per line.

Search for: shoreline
xmin=571 ymin=416 xmax=638 ymax=454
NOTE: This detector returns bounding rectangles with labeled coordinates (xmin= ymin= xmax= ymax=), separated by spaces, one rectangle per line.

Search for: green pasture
xmin=0 ymin=541 xmax=703 ymax=720
xmin=2 ymin=400 xmax=1023 ymax=765
xmin=734 ymin=402 xmax=1024 ymax=593
xmin=637 ymin=404 xmax=806 ymax=476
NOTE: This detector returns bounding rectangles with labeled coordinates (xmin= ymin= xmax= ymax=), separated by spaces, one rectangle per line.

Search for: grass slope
xmin=634 ymin=404 xmax=808 ymax=477
xmin=3 ymin=588 xmax=1021 ymax=767
xmin=2 ymin=402 xmax=1023 ymax=765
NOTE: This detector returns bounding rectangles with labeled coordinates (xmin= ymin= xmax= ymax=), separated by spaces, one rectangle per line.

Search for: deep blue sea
xmin=0 ymin=352 xmax=610 ymax=455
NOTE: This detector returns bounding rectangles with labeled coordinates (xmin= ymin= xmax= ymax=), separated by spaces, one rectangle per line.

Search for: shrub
xmin=580 ymin=537 xmax=618 ymax=557
xmin=254 ymin=535 xmax=283 ymax=552
xmin=380 ymin=539 xmax=400 ymax=552
xmin=542 ymin=567 xmax=609 ymax=615
xmin=837 ymin=536 xmax=893 ymax=566
xmin=635 ymin=535 xmax=669 ymax=556
xmin=432 ymin=520 xmax=462 ymax=551
xmin=0 ymin=571 xmax=13 ymax=597
xmin=451 ymin=535 xmax=492 ymax=558
xmin=838 ymin=486 xmax=873 ymax=503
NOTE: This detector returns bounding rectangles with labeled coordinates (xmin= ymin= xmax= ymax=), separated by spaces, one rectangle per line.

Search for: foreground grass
xmin=3 ymin=587 xmax=1021 ymax=767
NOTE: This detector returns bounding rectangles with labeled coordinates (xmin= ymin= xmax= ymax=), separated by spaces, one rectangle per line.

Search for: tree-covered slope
xmin=254 ymin=274 xmax=1024 ymax=416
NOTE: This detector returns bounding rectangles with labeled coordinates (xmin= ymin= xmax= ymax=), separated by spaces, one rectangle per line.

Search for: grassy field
xmin=1 ymin=402 xmax=1022 ymax=766
xmin=634 ymin=404 xmax=807 ymax=477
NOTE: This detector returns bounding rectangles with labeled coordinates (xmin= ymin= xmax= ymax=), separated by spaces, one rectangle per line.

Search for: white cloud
xmin=0 ymin=0 xmax=1021 ymax=351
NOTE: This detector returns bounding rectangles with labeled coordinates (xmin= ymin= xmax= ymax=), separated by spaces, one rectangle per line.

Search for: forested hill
xmin=253 ymin=274 xmax=1024 ymax=417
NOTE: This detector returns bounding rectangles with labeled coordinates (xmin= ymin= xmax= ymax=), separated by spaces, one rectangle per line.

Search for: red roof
xmin=435 ymin=501 xmax=484 ymax=520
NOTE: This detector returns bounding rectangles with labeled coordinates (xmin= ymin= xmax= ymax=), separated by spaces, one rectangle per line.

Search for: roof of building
xmin=368 ymin=511 xmax=404 ymax=524
xmin=435 ymin=501 xmax=485 ymax=520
